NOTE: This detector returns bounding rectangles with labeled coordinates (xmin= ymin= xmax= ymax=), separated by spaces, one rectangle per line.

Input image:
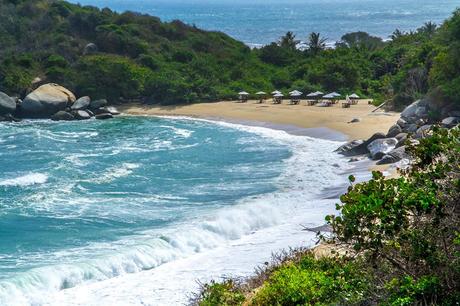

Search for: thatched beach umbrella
xmin=289 ymin=90 xmax=303 ymax=96
xmin=238 ymin=91 xmax=249 ymax=103
xmin=273 ymin=92 xmax=284 ymax=104
xmin=271 ymin=90 xmax=282 ymax=95
xmin=256 ymin=91 xmax=267 ymax=103
xmin=349 ymin=93 xmax=360 ymax=99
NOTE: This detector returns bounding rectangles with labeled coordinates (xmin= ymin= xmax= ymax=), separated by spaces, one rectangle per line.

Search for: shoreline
xmin=46 ymin=115 xmax=357 ymax=305
xmin=119 ymin=100 xmax=400 ymax=141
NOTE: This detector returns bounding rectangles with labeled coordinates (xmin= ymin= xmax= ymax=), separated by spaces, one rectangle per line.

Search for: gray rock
xmin=387 ymin=124 xmax=402 ymax=138
xmin=21 ymin=84 xmax=76 ymax=118
xmin=441 ymin=117 xmax=460 ymax=128
xmin=377 ymin=146 xmax=409 ymax=165
xmin=51 ymin=111 xmax=75 ymax=121
xmin=106 ymin=106 xmax=120 ymax=115
xmin=349 ymin=157 xmax=362 ymax=162
xmin=74 ymin=110 xmax=91 ymax=120
xmin=365 ymin=132 xmax=386 ymax=145
xmin=349 ymin=118 xmax=360 ymax=123
xmin=89 ymin=99 xmax=108 ymax=110
xmin=401 ymin=100 xmax=421 ymax=120
xmin=395 ymin=133 xmax=408 ymax=148
xmin=86 ymin=109 xmax=95 ymax=117
xmin=95 ymin=113 xmax=113 ymax=120
xmin=335 ymin=140 xmax=368 ymax=157
xmin=0 ymin=92 xmax=16 ymax=115
xmin=367 ymin=138 xmax=398 ymax=160
xmin=405 ymin=124 xmax=418 ymax=133
xmin=397 ymin=118 xmax=408 ymax=128
xmin=71 ymin=96 xmax=91 ymax=110
xmin=416 ymin=118 xmax=427 ymax=126
xmin=415 ymin=125 xmax=432 ymax=139
xmin=415 ymin=106 xmax=428 ymax=118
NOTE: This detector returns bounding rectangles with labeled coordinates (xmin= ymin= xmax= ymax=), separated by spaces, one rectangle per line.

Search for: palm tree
xmin=308 ymin=32 xmax=327 ymax=55
xmin=418 ymin=21 xmax=437 ymax=37
xmin=390 ymin=29 xmax=404 ymax=40
xmin=279 ymin=31 xmax=299 ymax=50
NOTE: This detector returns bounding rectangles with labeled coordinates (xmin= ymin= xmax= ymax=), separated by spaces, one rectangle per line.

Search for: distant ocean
xmin=70 ymin=0 xmax=459 ymax=46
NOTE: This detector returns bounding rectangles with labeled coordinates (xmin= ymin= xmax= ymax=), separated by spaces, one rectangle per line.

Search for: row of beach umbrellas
xmin=238 ymin=90 xmax=360 ymax=99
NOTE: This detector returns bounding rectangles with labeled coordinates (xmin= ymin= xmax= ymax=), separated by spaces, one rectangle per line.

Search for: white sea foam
xmin=91 ymin=163 xmax=140 ymax=184
xmin=0 ymin=119 xmax=354 ymax=305
xmin=0 ymin=173 xmax=48 ymax=187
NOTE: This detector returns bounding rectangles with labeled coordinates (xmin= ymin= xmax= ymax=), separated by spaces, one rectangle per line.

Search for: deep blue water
xmin=70 ymin=0 xmax=459 ymax=45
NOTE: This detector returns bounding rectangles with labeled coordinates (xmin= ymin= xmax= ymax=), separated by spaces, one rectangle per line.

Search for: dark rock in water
xmin=89 ymin=99 xmax=108 ymax=110
xmin=387 ymin=124 xmax=402 ymax=138
xmin=21 ymin=83 xmax=76 ymax=118
xmin=377 ymin=146 xmax=409 ymax=165
xmin=397 ymin=118 xmax=408 ymax=129
xmin=335 ymin=140 xmax=367 ymax=156
xmin=86 ymin=109 xmax=95 ymax=117
xmin=441 ymin=117 xmax=460 ymax=128
xmin=84 ymin=43 xmax=98 ymax=55
xmin=106 ymin=106 xmax=120 ymax=115
xmin=74 ymin=110 xmax=91 ymax=120
xmin=71 ymin=96 xmax=91 ymax=110
xmin=95 ymin=113 xmax=113 ymax=120
xmin=415 ymin=125 xmax=432 ymax=139
xmin=367 ymin=138 xmax=398 ymax=160
xmin=0 ymin=114 xmax=21 ymax=122
xmin=51 ymin=111 xmax=75 ymax=121
xmin=0 ymin=92 xmax=16 ymax=115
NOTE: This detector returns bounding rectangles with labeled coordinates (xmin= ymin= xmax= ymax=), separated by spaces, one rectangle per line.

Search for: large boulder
xmin=106 ymin=106 xmax=120 ymax=115
xmin=396 ymin=118 xmax=408 ymax=129
xmin=387 ymin=124 xmax=402 ymax=138
xmin=400 ymin=100 xmax=420 ymax=122
xmin=71 ymin=96 xmax=91 ymax=110
xmin=89 ymin=99 xmax=108 ymax=110
xmin=0 ymin=92 xmax=16 ymax=115
xmin=74 ymin=110 xmax=91 ymax=120
xmin=21 ymin=84 xmax=76 ymax=118
xmin=367 ymin=138 xmax=398 ymax=160
xmin=51 ymin=111 xmax=75 ymax=121
xmin=395 ymin=133 xmax=408 ymax=148
xmin=377 ymin=146 xmax=409 ymax=165
xmin=441 ymin=117 xmax=460 ymax=128
xmin=336 ymin=140 xmax=366 ymax=156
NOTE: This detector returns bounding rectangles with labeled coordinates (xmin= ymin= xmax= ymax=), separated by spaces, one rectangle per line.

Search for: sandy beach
xmin=119 ymin=100 xmax=399 ymax=140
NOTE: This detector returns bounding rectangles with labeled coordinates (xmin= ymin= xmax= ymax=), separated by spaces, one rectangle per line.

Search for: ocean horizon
xmin=69 ymin=0 xmax=458 ymax=46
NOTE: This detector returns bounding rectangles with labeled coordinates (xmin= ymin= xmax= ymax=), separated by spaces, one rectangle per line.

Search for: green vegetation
xmin=196 ymin=127 xmax=460 ymax=305
xmin=1 ymin=0 xmax=460 ymax=110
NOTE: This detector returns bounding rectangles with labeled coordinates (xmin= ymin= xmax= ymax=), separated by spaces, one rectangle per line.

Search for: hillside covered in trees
xmin=1 ymin=0 xmax=460 ymax=112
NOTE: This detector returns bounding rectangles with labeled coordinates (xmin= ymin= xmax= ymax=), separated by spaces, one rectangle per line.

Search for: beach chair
xmin=342 ymin=101 xmax=351 ymax=108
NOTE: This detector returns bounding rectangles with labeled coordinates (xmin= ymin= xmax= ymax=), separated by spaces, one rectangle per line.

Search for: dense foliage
xmin=1 ymin=0 xmax=460 ymax=109
xmin=196 ymin=127 xmax=460 ymax=305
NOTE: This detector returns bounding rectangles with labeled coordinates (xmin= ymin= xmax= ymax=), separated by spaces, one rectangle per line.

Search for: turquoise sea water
xmin=71 ymin=0 xmax=459 ymax=45
xmin=0 ymin=116 xmax=349 ymax=304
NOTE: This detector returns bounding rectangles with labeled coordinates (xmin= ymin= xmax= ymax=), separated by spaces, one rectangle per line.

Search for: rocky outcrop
xmin=89 ymin=99 xmax=108 ymax=110
xmin=387 ymin=124 xmax=402 ymax=138
xmin=71 ymin=96 xmax=91 ymax=110
xmin=0 ymin=91 xmax=16 ymax=115
xmin=51 ymin=111 xmax=75 ymax=121
xmin=441 ymin=117 xmax=460 ymax=128
xmin=377 ymin=146 xmax=409 ymax=165
xmin=74 ymin=110 xmax=91 ymax=120
xmin=21 ymin=83 xmax=76 ymax=117
xmin=367 ymin=138 xmax=398 ymax=160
